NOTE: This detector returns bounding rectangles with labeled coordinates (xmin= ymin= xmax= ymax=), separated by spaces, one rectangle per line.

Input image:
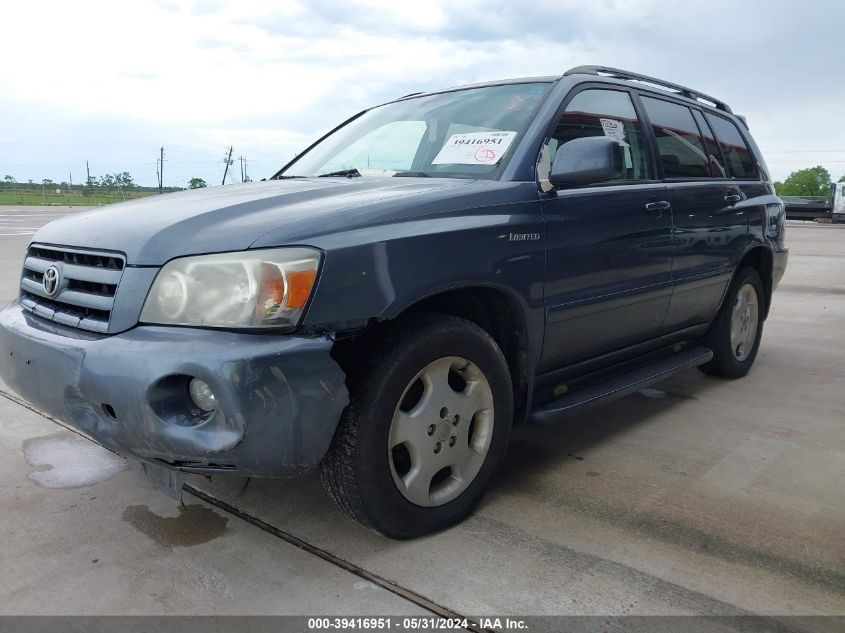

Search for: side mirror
xmin=549 ymin=136 xmax=624 ymax=188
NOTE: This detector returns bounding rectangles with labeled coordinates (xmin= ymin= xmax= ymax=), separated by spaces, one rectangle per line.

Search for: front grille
xmin=19 ymin=245 xmax=125 ymax=333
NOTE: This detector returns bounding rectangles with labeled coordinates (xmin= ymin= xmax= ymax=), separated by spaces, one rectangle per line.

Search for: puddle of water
xmin=24 ymin=433 xmax=127 ymax=489
xmin=353 ymin=580 xmax=382 ymax=591
xmin=122 ymin=504 xmax=228 ymax=547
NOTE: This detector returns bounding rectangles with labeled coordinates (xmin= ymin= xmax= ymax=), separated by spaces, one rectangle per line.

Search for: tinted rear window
xmin=641 ymin=96 xmax=709 ymax=179
xmin=705 ymin=114 xmax=759 ymax=179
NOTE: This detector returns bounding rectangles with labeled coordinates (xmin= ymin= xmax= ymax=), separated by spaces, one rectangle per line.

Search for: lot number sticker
xmin=599 ymin=118 xmax=633 ymax=169
xmin=432 ymin=131 xmax=517 ymax=165
xmin=599 ymin=118 xmax=628 ymax=146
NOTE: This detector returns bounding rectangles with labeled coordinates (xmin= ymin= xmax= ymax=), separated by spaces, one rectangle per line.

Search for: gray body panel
xmin=33 ymin=178 xmax=473 ymax=265
xmin=0 ymin=302 xmax=348 ymax=476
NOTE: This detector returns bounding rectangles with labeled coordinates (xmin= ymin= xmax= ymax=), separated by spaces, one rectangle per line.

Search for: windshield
xmin=278 ymin=82 xmax=551 ymax=179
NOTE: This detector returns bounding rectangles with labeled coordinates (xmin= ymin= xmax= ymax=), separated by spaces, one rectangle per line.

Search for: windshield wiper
xmin=393 ymin=171 xmax=432 ymax=178
xmin=318 ymin=168 xmax=361 ymax=178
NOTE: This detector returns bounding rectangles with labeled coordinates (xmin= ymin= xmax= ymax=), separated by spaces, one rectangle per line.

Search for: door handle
xmin=724 ymin=194 xmax=742 ymax=204
xmin=645 ymin=201 xmax=671 ymax=211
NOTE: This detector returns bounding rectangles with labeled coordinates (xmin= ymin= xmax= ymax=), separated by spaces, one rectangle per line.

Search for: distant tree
xmin=3 ymin=175 xmax=14 ymax=183
xmin=42 ymin=178 xmax=53 ymax=185
xmin=188 ymin=177 xmax=207 ymax=189
xmin=114 ymin=171 xmax=135 ymax=189
xmin=839 ymin=175 xmax=845 ymax=183
xmin=100 ymin=174 xmax=115 ymax=188
xmin=27 ymin=179 xmax=34 ymax=185
xmin=774 ymin=166 xmax=831 ymax=197
xmin=82 ymin=176 xmax=97 ymax=197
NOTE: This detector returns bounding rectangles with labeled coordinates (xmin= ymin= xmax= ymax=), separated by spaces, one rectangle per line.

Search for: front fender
xmin=301 ymin=197 xmax=546 ymax=363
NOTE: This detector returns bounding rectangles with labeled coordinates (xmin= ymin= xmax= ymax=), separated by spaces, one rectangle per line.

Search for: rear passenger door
xmin=638 ymin=95 xmax=747 ymax=332
xmin=540 ymin=87 xmax=673 ymax=372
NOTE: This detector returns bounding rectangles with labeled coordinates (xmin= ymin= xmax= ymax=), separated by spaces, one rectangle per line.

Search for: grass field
xmin=0 ymin=191 xmax=159 ymax=206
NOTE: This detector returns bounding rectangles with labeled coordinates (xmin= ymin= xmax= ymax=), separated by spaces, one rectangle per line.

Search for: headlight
xmin=140 ymin=247 xmax=320 ymax=328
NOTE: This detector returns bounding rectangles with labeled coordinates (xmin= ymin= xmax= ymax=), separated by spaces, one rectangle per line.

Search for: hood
xmin=32 ymin=178 xmax=472 ymax=265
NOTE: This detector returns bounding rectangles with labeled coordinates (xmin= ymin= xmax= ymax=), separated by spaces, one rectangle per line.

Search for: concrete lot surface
xmin=0 ymin=207 xmax=72 ymax=301
xmin=0 ymin=206 xmax=843 ymax=620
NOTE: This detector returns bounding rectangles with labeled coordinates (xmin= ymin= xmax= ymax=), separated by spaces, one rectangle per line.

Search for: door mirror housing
xmin=549 ymin=136 xmax=624 ymax=188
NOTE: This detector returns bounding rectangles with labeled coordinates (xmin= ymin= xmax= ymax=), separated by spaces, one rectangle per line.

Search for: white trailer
xmin=833 ymin=182 xmax=845 ymax=223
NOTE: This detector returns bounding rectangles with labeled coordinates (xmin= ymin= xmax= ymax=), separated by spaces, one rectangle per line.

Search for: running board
xmin=528 ymin=346 xmax=713 ymax=425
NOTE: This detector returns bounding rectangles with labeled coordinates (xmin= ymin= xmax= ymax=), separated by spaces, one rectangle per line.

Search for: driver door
xmin=539 ymin=87 xmax=673 ymax=372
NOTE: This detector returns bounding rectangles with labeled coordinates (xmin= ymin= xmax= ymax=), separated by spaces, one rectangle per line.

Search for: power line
xmin=766 ymin=150 xmax=845 ymax=154
xmin=768 ymin=160 xmax=845 ymax=164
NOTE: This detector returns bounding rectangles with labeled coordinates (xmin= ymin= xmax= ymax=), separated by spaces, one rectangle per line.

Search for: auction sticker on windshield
xmin=432 ymin=131 xmax=517 ymax=165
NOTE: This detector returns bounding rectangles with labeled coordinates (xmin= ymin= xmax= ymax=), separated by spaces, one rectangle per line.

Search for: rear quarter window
xmin=692 ymin=110 xmax=728 ymax=178
xmin=705 ymin=114 xmax=759 ymax=179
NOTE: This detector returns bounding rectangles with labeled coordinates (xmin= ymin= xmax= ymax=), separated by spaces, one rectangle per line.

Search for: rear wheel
xmin=320 ymin=314 xmax=513 ymax=538
xmin=699 ymin=267 xmax=765 ymax=378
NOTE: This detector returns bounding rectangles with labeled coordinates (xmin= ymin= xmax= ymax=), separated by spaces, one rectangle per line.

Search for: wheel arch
xmin=736 ymin=245 xmax=774 ymax=319
xmin=334 ymin=284 xmax=534 ymax=425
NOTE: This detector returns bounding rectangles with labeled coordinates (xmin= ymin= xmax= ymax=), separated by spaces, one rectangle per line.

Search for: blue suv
xmin=0 ymin=66 xmax=787 ymax=537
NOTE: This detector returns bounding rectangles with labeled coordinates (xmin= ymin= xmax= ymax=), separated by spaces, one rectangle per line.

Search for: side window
xmin=641 ymin=96 xmax=709 ymax=179
xmin=692 ymin=110 xmax=728 ymax=178
xmin=705 ymin=114 xmax=759 ymax=179
xmin=551 ymin=89 xmax=651 ymax=181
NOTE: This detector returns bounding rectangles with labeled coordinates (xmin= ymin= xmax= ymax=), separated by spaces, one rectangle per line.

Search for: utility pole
xmin=86 ymin=161 xmax=91 ymax=186
xmin=159 ymin=147 xmax=165 ymax=193
xmin=222 ymin=146 xmax=233 ymax=185
xmin=239 ymin=155 xmax=250 ymax=183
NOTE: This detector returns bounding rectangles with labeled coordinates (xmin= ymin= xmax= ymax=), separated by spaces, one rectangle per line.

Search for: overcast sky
xmin=1 ymin=0 xmax=844 ymax=188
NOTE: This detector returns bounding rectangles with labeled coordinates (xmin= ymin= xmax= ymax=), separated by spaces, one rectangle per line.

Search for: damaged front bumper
xmin=0 ymin=301 xmax=349 ymax=477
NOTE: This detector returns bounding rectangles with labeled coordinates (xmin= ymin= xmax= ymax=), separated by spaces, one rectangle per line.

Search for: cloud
xmin=1 ymin=0 xmax=844 ymax=186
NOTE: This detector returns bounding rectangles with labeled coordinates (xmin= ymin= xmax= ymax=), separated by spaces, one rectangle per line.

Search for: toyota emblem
xmin=43 ymin=265 xmax=61 ymax=297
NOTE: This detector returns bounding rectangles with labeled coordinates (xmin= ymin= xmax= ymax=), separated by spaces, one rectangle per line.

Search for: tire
xmin=320 ymin=314 xmax=513 ymax=539
xmin=699 ymin=267 xmax=765 ymax=378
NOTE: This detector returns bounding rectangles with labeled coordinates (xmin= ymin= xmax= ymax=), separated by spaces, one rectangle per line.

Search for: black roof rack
xmin=563 ymin=65 xmax=732 ymax=113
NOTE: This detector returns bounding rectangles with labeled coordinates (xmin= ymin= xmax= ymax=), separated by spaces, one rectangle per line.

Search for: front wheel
xmin=699 ymin=267 xmax=765 ymax=378
xmin=320 ymin=314 xmax=513 ymax=539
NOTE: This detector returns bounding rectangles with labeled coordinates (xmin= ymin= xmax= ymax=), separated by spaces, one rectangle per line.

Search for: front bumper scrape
xmin=0 ymin=301 xmax=349 ymax=477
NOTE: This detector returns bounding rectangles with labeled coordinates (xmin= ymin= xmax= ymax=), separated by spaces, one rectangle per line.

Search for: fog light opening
xmin=188 ymin=378 xmax=217 ymax=413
